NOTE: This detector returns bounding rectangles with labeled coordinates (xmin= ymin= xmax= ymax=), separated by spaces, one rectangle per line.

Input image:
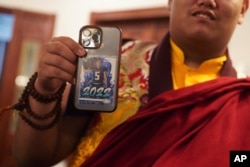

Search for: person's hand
xmin=35 ymin=36 xmax=86 ymax=94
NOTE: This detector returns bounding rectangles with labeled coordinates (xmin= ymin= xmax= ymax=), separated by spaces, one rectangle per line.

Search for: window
xmin=0 ymin=13 xmax=15 ymax=79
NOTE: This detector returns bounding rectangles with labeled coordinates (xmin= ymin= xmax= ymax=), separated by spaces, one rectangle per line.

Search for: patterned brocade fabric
xmin=69 ymin=40 xmax=157 ymax=167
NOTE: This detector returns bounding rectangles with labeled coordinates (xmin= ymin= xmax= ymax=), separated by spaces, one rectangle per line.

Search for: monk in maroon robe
xmin=12 ymin=0 xmax=250 ymax=167
xmin=81 ymin=33 xmax=250 ymax=167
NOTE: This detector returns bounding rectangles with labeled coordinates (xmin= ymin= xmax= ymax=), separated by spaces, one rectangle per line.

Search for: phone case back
xmin=74 ymin=26 xmax=121 ymax=112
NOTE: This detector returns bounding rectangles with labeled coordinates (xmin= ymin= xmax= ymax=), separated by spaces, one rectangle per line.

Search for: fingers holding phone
xmin=36 ymin=36 xmax=86 ymax=94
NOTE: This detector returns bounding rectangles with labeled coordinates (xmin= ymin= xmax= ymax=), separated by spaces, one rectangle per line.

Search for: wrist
xmin=13 ymin=72 xmax=66 ymax=130
xmin=35 ymin=76 xmax=64 ymax=96
xmin=29 ymin=73 xmax=66 ymax=104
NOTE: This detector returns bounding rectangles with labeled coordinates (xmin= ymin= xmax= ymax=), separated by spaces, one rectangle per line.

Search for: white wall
xmin=0 ymin=0 xmax=249 ymax=75
xmin=0 ymin=0 xmax=167 ymax=39
xmin=229 ymin=15 xmax=250 ymax=75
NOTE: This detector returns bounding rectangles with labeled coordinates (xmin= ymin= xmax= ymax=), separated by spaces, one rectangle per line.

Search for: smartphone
xmin=74 ymin=25 xmax=122 ymax=112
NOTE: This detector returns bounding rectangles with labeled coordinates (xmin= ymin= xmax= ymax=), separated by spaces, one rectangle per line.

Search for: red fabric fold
xmin=82 ymin=77 xmax=250 ymax=167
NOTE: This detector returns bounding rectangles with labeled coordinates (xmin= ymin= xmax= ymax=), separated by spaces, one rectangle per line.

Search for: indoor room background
xmin=0 ymin=0 xmax=249 ymax=166
xmin=1 ymin=0 xmax=249 ymax=74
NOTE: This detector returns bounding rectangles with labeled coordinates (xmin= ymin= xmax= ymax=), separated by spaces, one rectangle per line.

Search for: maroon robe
xmin=81 ymin=34 xmax=250 ymax=167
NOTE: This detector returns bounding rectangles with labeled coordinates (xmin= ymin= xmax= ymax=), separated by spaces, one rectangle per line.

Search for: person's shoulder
xmin=121 ymin=38 xmax=158 ymax=55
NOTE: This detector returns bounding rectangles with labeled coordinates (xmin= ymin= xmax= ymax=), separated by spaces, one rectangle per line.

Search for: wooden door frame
xmin=0 ymin=6 xmax=55 ymax=166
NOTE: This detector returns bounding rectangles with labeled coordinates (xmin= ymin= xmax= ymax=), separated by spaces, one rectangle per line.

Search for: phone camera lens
xmin=92 ymin=33 xmax=100 ymax=43
xmin=83 ymin=29 xmax=91 ymax=37
xmin=82 ymin=39 xmax=90 ymax=47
